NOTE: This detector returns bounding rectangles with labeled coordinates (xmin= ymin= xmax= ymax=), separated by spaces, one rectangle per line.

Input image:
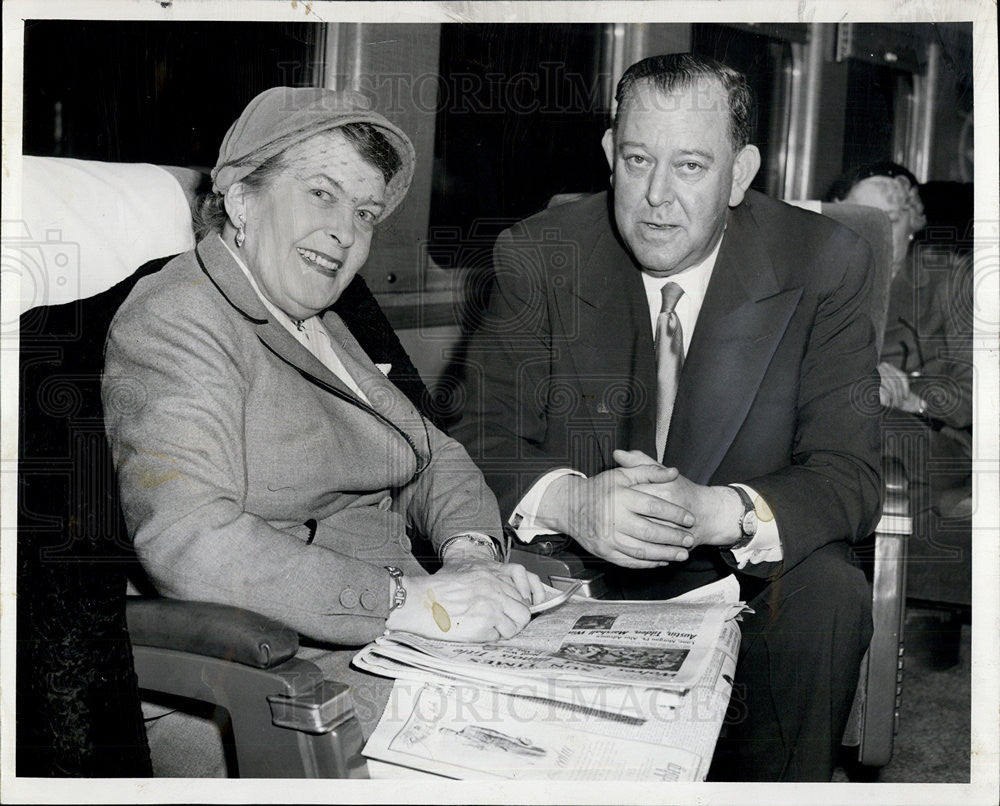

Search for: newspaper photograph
xmin=362 ymin=618 xmax=741 ymax=781
xmin=368 ymin=597 xmax=744 ymax=693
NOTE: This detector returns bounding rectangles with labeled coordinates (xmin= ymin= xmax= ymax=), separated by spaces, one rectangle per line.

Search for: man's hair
xmin=613 ymin=53 xmax=755 ymax=152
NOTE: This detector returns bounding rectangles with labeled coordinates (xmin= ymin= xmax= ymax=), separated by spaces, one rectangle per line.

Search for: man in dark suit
xmin=453 ymin=54 xmax=881 ymax=781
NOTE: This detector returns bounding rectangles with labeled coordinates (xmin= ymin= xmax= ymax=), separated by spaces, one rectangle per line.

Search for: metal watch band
xmin=438 ymin=533 xmax=502 ymax=562
xmin=727 ymin=484 xmax=758 ymax=550
xmin=384 ymin=565 xmax=406 ymax=612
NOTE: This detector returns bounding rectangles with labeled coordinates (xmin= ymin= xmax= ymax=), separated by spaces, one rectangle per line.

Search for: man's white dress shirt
xmin=510 ymin=233 xmax=782 ymax=568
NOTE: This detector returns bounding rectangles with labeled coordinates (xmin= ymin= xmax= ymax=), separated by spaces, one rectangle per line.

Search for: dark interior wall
xmin=22 ymin=20 xmax=321 ymax=168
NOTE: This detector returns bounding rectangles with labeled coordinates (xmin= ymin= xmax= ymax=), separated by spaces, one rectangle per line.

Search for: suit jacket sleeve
xmin=451 ymin=228 xmax=563 ymax=519
xmin=908 ymin=249 xmax=974 ymax=430
xmin=389 ymin=409 xmax=505 ymax=546
xmin=103 ymin=288 xmax=398 ymax=646
xmin=736 ymin=225 xmax=883 ymax=576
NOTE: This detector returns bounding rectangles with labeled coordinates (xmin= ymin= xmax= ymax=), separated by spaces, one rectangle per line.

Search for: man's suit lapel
xmin=664 ymin=203 xmax=802 ymax=484
xmin=552 ymin=222 xmax=656 ymax=466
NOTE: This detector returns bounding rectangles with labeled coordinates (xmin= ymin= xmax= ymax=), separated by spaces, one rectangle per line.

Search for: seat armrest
xmin=510 ymin=536 xmax=607 ymax=598
xmin=844 ymin=455 xmax=911 ymax=767
xmin=126 ymin=598 xmax=299 ymax=669
xmin=882 ymin=455 xmax=907 ymax=495
xmin=126 ymin=598 xmax=368 ymax=777
xmin=875 ymin=457 xmax=911 ymax=535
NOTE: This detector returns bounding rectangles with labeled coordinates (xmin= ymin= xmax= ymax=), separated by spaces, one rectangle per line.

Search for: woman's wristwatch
xmin=385 ymin=565 xmax=407 ymax=612
xmin=438 ymin=533 xmax=505 ymax=563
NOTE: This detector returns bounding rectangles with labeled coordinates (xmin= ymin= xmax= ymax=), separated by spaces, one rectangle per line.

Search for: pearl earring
xmin=235 ymin=216 xmax=246 ymax=248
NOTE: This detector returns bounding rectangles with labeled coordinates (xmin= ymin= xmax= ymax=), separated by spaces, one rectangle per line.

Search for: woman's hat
xmin=211 ymin=87 xmax=416 ymax=220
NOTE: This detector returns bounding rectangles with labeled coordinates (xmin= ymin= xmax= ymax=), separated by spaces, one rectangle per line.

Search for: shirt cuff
xmin=508 ymin=468 xmax=586 ymax=543
xmin=728 ymin=484 xmax=782 ymax=569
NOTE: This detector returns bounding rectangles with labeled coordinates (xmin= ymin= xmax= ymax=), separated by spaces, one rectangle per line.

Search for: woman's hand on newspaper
xmin=495 ymin=562 xmax=548 ymax=606
xmin=385 ymin=564 xmax=539 ymax=642
xmin=442 ymin=546 xmax=547 ymax=608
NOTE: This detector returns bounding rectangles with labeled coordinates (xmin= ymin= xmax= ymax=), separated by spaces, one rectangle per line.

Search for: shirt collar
xmin=640 ymin=228 xmax=725 ymax=311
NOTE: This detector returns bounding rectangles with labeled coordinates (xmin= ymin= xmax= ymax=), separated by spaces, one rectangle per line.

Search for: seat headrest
xmin=12 ymin=157 xmax=199 ymax=313
xmin=787 ymin=198 xmax=894 ymax=354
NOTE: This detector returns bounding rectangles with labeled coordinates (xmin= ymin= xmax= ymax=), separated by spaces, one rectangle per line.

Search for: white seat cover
xmin=13 ymin=156 xmax=196 ymax=312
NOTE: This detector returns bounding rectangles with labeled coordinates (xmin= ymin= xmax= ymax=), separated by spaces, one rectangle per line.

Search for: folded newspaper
xmin=357 ymin=575 xmax=749 ymax=781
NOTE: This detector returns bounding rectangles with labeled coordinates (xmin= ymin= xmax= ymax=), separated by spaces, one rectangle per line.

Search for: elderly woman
xmin=827 ymin=162 xmax=928 ymax=280
xmin=102 ymin=87 xmax=545 ymax=713
xmin=827 ymin=162 xmax=971 ymax=429
xmin=827 ymin=162 xmax=972 ymax=522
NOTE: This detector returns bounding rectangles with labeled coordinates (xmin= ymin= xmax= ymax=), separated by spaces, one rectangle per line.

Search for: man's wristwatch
xmin=727 ymin=485 xmax=758 ymax=550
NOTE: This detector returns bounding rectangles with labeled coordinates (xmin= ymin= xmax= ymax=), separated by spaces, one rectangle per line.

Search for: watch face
xmin=742 ymin=511 xmax=759 ymax=536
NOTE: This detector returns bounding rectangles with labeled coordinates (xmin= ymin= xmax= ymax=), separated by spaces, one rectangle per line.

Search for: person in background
xmin=102 ymin=87 xmax=545 ymax=738
xmin=828 ymin=162 xmax=973 ymax=514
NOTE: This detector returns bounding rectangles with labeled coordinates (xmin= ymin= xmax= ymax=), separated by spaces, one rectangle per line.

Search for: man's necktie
xmin=655 ymin=282 xmax=685 ymax=462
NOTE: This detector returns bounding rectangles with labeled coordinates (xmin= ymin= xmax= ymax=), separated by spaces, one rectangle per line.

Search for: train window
xmin=841 ymin=59 xmax=914 ymax=171
xmin=424 ymin=22 xmax=809 ymax=275
xmin=833 ymin=22 xmax=972 ymax=182
xmin=425 ymin=23 xmax=610 ymax=272
xmin=22 ymin=20 xmax=320 ymax=167
xmin=690 ymin=24 xmax=805 ymax=198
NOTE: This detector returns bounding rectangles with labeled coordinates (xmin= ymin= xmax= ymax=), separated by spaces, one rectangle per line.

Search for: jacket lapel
xmin=319 ymin=311 xmax=432 ymax=459
xmin=552 ymin=223 xmax=656 ymax=467
xmin=195 ymin=234 xmax=431 ymax=465
xmin=197 ymin=235 xmax=432 ymax=470
xmin=196 ymin=235 xmax=365 ymax=402
xmin=663 ymin=203 xmax=802 ymax=484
